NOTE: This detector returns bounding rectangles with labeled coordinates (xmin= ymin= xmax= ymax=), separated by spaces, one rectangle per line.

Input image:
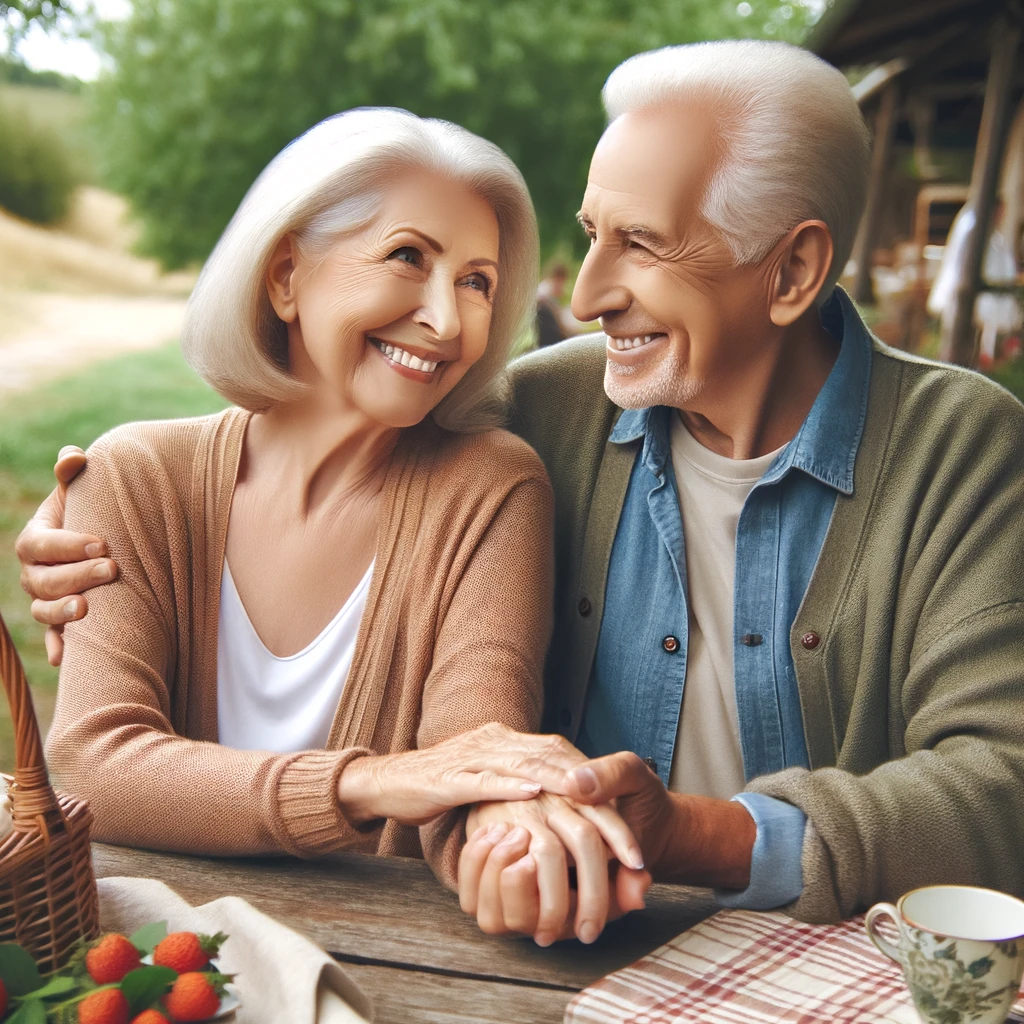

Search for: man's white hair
xmin=603 ymin=41 xmax=870 ymax=301
xmin=183 ymin=108 xmax=539 ymax=432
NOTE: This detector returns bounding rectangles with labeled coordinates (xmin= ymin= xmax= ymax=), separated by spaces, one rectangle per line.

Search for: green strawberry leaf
xmin=26 ymin=975 xmax=77 ymax=999
xmin=120 ymin=965 xmax=177 ymax=1015
xmin=198 ymin=931 xmax=228 ymax=958
xmin=129 ymin=921 xmax=169 ymax=956
xmin=5 ymin=997 xmax=46 ymax=1024
xmin=0 ymin=943 xmax=42 ymax=996
xmin=203 ymin=970 xmax=234 ymax=998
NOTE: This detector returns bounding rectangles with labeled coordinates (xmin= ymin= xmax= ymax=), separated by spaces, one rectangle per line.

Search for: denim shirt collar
xmin=608 ymin=288 xmax=872 ymax=496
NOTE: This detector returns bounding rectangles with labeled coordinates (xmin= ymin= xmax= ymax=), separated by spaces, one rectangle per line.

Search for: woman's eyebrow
xmin=402 ymin=227 xmax=444 ymax=252
xmin=468 ymin=258 xmax=498 ymax=269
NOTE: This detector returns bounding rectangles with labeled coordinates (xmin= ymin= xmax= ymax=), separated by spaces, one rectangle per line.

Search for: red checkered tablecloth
xmin=566 ymin=909 xmax=1024 ymax=1024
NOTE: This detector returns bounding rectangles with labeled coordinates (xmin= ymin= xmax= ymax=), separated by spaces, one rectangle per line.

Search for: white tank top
xmin=216 ymin=559 xmax=374 ymax=752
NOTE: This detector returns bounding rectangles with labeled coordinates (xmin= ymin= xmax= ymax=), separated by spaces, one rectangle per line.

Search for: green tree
xmin=92 ymin=0 xmax=817 ymax=268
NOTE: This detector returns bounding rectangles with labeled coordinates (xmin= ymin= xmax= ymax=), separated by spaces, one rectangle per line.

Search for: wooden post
xmin=938 ymin=16 xmax=1022 ymax=365
xmin=852 ymin=81 xmax=899 ymax=304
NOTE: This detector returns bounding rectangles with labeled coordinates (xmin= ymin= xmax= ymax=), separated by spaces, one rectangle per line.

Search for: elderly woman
xmin=25 ymin=109 xmax=641 ymax=926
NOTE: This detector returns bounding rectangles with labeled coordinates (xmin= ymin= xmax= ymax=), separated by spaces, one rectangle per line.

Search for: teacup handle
xmin=865 ymin=902 xmax=905 ymax=965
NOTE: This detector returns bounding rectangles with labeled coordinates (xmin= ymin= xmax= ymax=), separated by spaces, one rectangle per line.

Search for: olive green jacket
xmin=507 ymin=330 xmax=1024 ymax=923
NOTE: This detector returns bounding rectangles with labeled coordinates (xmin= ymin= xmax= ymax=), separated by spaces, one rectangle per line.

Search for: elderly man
xmin=460 ymin=39 xmax=1024 ymax=934
xmin=16 ymin=41 xmax=1024 ymax=942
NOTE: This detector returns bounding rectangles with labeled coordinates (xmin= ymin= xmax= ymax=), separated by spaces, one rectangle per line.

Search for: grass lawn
xmin=0 ymin=343 xmax=226 ymax=773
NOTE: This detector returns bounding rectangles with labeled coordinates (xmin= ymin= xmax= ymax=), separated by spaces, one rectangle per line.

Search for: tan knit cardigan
xmin=48 ymin=408 xmax=554 ymax=887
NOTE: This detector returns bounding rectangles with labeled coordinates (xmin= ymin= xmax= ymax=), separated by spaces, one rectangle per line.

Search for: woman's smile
xmin=368 ymin=335 xmax=446 ymax=380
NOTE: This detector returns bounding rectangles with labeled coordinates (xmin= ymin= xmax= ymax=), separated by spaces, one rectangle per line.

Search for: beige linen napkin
xmin=98 ymin=876 xmax=371 ymax=1024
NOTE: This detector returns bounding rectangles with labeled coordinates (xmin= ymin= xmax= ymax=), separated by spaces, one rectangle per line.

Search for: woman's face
xmin=266 ymin=169 xmax=500 ymax=428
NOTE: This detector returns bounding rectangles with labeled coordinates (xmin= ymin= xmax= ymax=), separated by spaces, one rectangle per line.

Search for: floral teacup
xmin=865 ymin=885 xmax=1024 ymax=1024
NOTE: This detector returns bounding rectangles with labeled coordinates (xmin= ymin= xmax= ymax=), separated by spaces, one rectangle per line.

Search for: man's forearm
xmin=654 ymin=793 xmax=756 ymax=889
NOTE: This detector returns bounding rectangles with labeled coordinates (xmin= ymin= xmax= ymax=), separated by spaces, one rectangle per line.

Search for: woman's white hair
xmin=182 ymin=108 xmax=539 ymax=431
xmin=603 ymin=41 xmax=870 ymax=302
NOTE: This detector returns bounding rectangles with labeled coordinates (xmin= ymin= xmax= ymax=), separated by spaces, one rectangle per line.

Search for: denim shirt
xmin=577 ymin=291 xmax=872 ymax=909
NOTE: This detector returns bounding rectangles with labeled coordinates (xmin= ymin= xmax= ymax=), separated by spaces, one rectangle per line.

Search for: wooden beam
xmin=852 ymin=81 xmax=899 ymax=305
xmin=939 ymin=16 xmax=1022 ymax=364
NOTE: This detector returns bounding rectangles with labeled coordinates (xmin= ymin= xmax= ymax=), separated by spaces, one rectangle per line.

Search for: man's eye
xmin=388 ymin=246 xmax=422 ymax=266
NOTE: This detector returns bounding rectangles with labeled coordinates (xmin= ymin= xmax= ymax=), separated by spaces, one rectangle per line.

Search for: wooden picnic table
xmin=92 ymin=843 xmax=717 ymax=1024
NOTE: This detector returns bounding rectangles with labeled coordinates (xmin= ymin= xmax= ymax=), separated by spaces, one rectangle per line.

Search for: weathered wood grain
xmin=339 ymin=963 xmax=571 ymax=1024
xmin=92 ymin=844 xmax=716 ymax=990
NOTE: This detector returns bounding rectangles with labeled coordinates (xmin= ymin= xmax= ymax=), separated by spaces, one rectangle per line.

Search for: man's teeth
xmin=612 ymin=335 xmax=656 ymax=351
xmin=375 ymin=340 xmax=439 ymax=373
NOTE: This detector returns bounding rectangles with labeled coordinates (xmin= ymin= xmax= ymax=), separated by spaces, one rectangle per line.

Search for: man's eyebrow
xmin=574 ymin=213 xmax=670 ymax=248
xmin=621 ymin=224 xmax=671 ymax=248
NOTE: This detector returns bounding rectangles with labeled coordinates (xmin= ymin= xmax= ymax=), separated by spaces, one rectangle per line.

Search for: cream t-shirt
xmin=667 ymin=413 xmax=785 ymax=799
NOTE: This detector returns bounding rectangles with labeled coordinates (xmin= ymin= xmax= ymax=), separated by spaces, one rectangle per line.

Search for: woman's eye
xmin=465 ymin=273 xmax=492 ymax=297
xmin=388 ymin=246 xmax=422 ymax=266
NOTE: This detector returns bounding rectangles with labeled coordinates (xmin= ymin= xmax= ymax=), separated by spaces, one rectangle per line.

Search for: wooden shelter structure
xmin=811 ymin=0 xmax=1024 ymax=365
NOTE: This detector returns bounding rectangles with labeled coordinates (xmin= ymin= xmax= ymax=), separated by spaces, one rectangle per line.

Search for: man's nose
xmin=415 ymin=277 xmax=461 ymax=341
xmin=571 ymin=245 xmax=631 ymax=323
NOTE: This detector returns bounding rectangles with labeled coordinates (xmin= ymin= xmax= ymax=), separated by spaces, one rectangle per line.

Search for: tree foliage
xmin=92 ymin=0 xmax=817 ymax=268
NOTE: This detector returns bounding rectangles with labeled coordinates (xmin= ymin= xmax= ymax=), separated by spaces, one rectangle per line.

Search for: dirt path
xmin=0 ymin=291 xmax=189 ymax=396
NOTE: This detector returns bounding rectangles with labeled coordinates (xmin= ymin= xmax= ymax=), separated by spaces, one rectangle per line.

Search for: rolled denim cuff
xmin=713 ymin=792 xmax=805 ymax=911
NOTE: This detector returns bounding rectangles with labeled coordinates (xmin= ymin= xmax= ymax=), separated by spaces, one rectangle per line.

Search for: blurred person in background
xmin=535 ymin=262 xmax=570 ymax=347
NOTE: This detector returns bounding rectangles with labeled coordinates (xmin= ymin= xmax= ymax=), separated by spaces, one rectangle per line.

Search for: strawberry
xmin=161 ymin=972 xmax=225 ymax=1022
xmin=86 ymin=932 xmax=143 ymax=984
xmin=0 ymin=977 xmax=6 ymax=1018
xmin=152 ymin=931 xmax=225 ymax=974
xmin=78 ymin=987 xmax=131 ymax=1024
xmin=129 ymin=1011 xmax=170 ymax=1024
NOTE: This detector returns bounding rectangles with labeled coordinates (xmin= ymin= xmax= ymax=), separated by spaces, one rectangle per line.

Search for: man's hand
xmin=458 ymin=795 xmax=649 ymax=946
xmin=15 ymin=445 xmax=116 ymax=665
xmin=564 ymin=752 xmax=757 ymax=889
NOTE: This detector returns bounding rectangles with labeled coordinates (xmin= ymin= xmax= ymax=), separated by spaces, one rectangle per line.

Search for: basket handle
xmin=0 ymin=608 xmax=62 ymax=834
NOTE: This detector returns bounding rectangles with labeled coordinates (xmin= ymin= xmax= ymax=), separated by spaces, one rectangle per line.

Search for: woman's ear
xmin=769 ymin=220 xmax=834 ymax=327
xmin=265 ymin=234 xmax=300 ymax=323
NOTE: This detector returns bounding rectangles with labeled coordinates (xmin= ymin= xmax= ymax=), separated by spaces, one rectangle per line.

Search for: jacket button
xmin=740 ymin=633 xmax=763 ymax=647
xmin=642 ymin=757 xmax=658 ymax=773
xmin=578 ymin=597 xmax=592 ymax=617
xmin=801 ymin=632 xmax=821 ymax=650
xmin=558 ymin=707 xmax=572 ymax=728
xmin=662 ymin=635 xmax=680 ymax=653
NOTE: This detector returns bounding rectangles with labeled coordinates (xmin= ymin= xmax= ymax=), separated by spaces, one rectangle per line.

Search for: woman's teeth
xmin=372 ymin=339 xmax=439 ymax=373
xmin=611 ymin=334 xmax=658 ymax=351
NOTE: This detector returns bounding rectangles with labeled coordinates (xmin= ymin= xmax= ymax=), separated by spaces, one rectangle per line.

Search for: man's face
xmin=571 ymin=104 xmax=779 ymax=410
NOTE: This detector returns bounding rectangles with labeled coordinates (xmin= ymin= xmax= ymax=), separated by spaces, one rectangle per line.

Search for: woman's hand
xmin=16 ymin=445 xmax=117 ymax=665
xmin=335 ymin=723 xmax=590 ymax=828
xmin=458 ymin=795 xmax=650 ymax=946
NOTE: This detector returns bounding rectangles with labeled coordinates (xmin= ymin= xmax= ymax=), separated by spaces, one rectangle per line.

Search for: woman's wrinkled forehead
xmin=364 ymin=169 xmax=500 ymax=265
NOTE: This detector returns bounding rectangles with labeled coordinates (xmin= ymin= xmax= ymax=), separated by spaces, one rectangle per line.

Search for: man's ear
xmin=265 ymin=234 xmax=300 ymax=323
xmin=769 ymin=220 xmax=834 ymax=327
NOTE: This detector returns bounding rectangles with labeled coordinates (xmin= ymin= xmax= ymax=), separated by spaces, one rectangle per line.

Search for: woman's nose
xmin=414 ymin=278 xmax=461 ymax=341
xmin=571 ymin=246 xmax=630 ymax=323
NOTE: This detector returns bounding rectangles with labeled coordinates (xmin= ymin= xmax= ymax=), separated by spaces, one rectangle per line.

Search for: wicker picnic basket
xmin=0 ymin=608 xmax=99 ymax=971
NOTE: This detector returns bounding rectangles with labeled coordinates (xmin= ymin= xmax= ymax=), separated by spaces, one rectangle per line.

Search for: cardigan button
xmin=578 ymin=597 xmax=592 ymax=617
xmin=662 ymin=635 xmax=680 ymax=653
xmin=558 ymin=707 xmax=572 ymax=729
xmin=801 ymin=632 xmax=821 ymax=650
